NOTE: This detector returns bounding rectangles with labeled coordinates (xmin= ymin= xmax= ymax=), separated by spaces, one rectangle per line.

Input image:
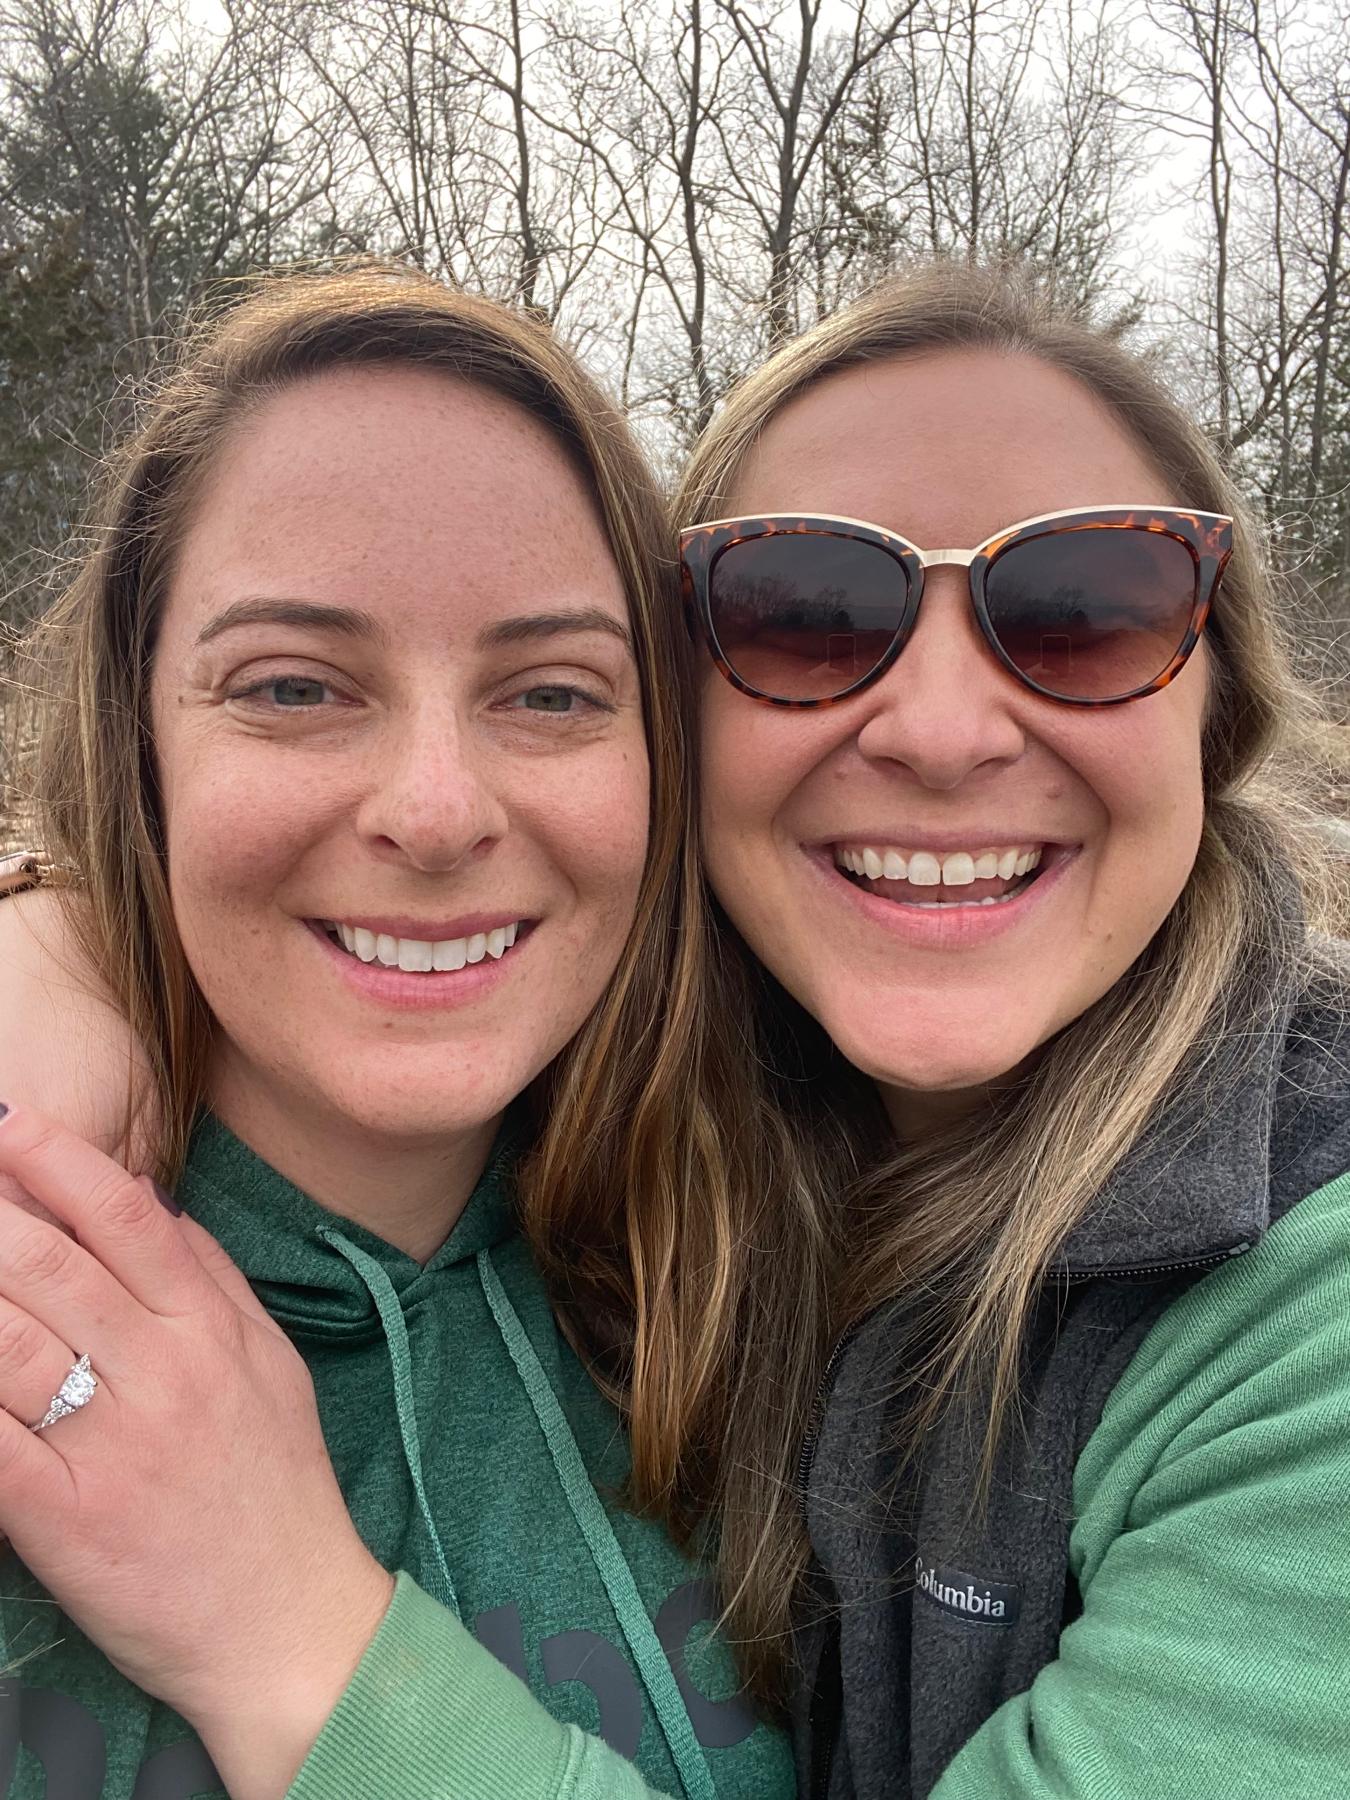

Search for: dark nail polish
xmin=0 ymin=1102 xmax=9 ymax=1121
xmin=151 ymin=1179 xmax=182 ymax=1217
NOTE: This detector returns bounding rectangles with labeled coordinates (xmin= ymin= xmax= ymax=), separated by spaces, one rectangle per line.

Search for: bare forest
xmin=0 ymin=0 xmax=1347 ymax=702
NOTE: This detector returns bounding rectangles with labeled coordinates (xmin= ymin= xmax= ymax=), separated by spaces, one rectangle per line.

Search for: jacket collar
xmin=1055 ymin=876 xmax=1302 ymax=1278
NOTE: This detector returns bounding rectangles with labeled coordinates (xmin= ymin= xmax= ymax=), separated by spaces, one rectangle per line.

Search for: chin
xmin=308 ymin=1051 xmax=540 ymax=1143
xmin=831 ymin=1019 xmax=1043 ymax=1102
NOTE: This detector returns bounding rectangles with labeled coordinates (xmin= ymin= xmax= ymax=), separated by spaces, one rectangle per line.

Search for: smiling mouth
xmin=319 ymin=919 xmax=524 ymax=971
xmin=832 ymin=843 xmax=1054 ymax=908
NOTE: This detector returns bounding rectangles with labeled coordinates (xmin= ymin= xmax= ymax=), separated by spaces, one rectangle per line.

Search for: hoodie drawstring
xmin=320 ymin=1228 xmax=460 ymax=1617
xmin=319 ymin=1226 xmax=716 ymax=1800
xmin=476 ymin=1248 xmax=717 ymax=1800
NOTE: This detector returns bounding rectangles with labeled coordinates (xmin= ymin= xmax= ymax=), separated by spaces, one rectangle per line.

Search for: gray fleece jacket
xmin=791 ymin=923 xmax=1350 ymax=1799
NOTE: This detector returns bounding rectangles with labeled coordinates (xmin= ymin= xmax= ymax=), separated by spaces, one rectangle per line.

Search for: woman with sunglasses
xmin=5 ymin=262 xmax=1350 ymax=1800
xmin=673 ymin=264 xmax=1350 ymax=1798
xmin=0 ymin=270 xmax=795 ymax=1800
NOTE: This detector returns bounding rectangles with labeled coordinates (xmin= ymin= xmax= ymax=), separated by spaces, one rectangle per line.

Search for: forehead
xmin=732 ymin=347 xmax=1177 ymax=545
xmin=168 ymin=364 xmax=623 ymax=630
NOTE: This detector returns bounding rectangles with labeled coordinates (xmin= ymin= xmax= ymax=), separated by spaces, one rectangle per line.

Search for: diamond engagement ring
xmin=31 ymin=1353 xmax=99 ymax=1433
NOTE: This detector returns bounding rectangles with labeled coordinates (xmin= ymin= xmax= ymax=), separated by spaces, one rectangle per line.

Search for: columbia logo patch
xmin=914 ymin=1553 xmax=1020 ymax=1626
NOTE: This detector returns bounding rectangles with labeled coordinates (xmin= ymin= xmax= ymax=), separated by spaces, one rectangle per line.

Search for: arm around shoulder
xmin=0 ymin=882 xmax=157 ymax=1194
xmin=289 ymin=1574 xmax=679 ymax=1800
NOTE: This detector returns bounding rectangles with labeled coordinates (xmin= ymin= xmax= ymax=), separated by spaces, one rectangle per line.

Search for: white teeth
xmin=908 ymin=889 xmax=1018 ymax=910
xmin=835 ymin=843 xmax=1047 ymax=893
xmin=328 ymin=921 xmax=524 ymax=972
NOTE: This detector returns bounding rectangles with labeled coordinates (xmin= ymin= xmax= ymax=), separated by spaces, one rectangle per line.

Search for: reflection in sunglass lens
xmin=708 ymin=533 xmax=909 ymax=700
xmin=982 ymin=527 xmax=1199 ymax=700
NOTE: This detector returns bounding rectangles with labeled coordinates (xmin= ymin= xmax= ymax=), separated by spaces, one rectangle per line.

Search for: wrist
xmin=188 ymin=1556 xmax=396 ymax=1800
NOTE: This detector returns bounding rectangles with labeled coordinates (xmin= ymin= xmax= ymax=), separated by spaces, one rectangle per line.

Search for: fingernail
xmin=150 ymin=1179 xmax=182 ymax=1217
xmin=0 ymin=1102 xmax=9 ymax=1122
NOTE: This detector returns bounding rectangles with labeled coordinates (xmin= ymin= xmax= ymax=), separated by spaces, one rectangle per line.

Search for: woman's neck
xmin=880 ymin=1056 xmax=1035 ymax=1142
xmin=880 ymin=1079 xmax=991 ymax=1142
xmin=208 ymin=1056 xmax=502 ymax=1263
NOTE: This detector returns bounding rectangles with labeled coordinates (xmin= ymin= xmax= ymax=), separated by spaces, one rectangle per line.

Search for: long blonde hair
xmin=11 ymin=265 xmax=831 ymax=1703
xmin=673 ymin=261 xmax=1348 ymax=1686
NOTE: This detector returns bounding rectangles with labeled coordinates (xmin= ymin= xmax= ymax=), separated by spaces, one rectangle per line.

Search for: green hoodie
xmin=0 ymin=1117 xmax=793 ymax=1800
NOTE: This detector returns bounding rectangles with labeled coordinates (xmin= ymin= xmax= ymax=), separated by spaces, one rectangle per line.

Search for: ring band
xmin=0 ymin=853 xmax=75 ymax=901
xmin=31 ymin=1353 xmax=99 ymax=1432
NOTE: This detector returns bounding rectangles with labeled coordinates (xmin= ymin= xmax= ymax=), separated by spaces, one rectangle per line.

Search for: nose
xmin=355 ymin=703 xmax=509 ymax=872
xmin=852 ymin=569 xmax=1027 ymax=788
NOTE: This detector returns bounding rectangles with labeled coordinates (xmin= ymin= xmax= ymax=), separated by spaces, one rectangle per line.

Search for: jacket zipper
xmin=795 ymin=1317 xmax=868 ymax=1519
xmin=1055 ymin=1242 xmax=1253 ymax=1284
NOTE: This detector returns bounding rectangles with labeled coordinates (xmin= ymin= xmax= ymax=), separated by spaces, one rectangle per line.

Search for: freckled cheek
xmin=528 ymin=747 xmax=651 ymax=914
xmin=156 ymin=735 xmax=351 ymax=911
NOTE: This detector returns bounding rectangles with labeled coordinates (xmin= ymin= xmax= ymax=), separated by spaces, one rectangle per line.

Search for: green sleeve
xmin=288 ymin=1572 xmax=675 ymax=1800
xmin=931 ymin=1172 xmax=1350 ymax=1800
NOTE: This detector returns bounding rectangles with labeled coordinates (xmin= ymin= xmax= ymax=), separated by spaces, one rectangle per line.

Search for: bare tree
xmin=0 ymin=0 xmax=1345 ymax=642
xmin=0 ymin=0 xmax=335 ymax=359
xmin=0 ymin=0 xmax=337 ymax=613
xmin=812 ymin=0 xmax=1138 ymax=311
xmin=1139 ymin=0 xmax=1348 ymax=462
xmin=1138 ymin=0 xmax=1349 ymax=676
xmin=709 ymin=0 xmax=922 ymax=343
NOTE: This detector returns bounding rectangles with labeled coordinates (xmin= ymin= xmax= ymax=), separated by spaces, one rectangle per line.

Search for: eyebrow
xmin=195 ymin=599 xmax=389 ymax=647
xmin=196 ymin=599 xmax=632 ymax=654
xmin=476 ymin=608 xmax=632 ymax=651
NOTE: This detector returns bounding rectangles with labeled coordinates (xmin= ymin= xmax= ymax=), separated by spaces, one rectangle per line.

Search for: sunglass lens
xmin=707 ymin=532 xmax=909 ymax=700
xmin=983 ymin=527 xmax=1200 ymax=701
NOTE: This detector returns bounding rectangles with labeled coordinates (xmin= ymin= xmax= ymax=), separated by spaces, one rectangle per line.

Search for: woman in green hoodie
xmin=0 ymin=270 xmax=796 ymax=1799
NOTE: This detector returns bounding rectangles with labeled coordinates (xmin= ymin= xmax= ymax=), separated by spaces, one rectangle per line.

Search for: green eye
xmin=270 ymin=677 xmax=328 ymax=707
xmin=520 ymin=686 xmax=578 ymax=713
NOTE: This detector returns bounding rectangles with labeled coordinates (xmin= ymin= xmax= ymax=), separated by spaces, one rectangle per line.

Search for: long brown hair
xmin=11 ymin=265 xmax=829 ymax=1702
xmin=673 ymin=261 xmax=1347 ymax=1684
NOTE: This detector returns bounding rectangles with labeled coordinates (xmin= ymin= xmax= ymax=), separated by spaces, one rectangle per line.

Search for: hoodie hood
xmin=180 ymin=1113 xmax=520 ymax=1345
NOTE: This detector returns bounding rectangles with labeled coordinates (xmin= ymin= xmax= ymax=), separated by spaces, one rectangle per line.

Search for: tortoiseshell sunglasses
xmin=679 ymin=506 xmax=1233 ymax=707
